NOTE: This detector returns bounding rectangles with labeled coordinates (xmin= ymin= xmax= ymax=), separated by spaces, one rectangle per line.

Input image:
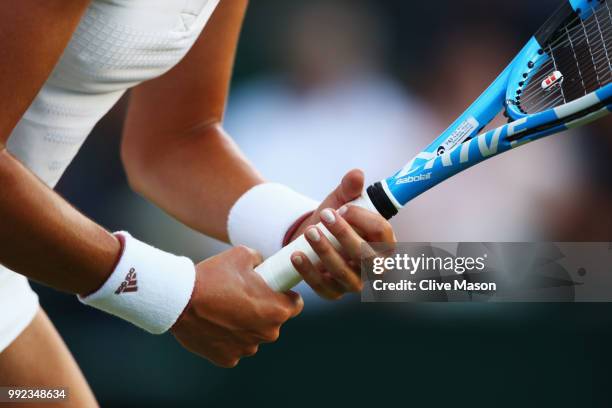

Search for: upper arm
xmin=122 ymin=0 xmax=249 ymax=161
xmin=0 ymin=0 xmax=90 ymax=146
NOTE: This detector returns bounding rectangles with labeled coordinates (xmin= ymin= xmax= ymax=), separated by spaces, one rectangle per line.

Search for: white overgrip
xmin=254 ymin=222 xmax=339 ymax=291
xmin=254 ymin=192 xmax=378 ymax=292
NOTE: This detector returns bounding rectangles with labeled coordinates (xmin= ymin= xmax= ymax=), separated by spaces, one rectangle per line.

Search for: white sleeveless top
xmin=0 ymin=0 xmax=220 ymax=351
xmin=8 ymin=0 xmax=219 ymax=187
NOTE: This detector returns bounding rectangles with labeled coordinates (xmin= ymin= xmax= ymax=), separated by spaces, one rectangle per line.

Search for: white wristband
xmin=79 ymin=232 xmax=196 ymax=334
xmin=228 ymin=183 xmax=319 ymax=258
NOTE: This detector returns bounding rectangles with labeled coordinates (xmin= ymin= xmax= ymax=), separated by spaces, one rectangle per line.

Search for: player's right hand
xmin=171 ymin=246 xmax=303 ymax=368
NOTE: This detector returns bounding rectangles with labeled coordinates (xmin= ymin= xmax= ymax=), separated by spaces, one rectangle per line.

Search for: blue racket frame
xmin=381 ymin=0 xmax=612 ymax=209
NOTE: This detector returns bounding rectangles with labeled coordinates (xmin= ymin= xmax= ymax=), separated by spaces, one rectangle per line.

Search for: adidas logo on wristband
xmin=115 ymin=268 xmax=138 ymax=294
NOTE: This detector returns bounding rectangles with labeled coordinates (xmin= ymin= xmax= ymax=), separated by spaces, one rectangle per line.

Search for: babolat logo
xmin=396 ymin=172 xmax=432 ymax=184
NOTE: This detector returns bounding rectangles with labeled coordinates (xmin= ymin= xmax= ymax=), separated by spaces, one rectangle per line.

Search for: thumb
xmin=321 ymin=169 xmax=365 ymax=209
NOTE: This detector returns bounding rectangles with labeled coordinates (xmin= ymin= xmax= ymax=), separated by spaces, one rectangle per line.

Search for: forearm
xmin=0 ymin=148 xmax=120 ymax=295
xmin=120 ymin=0 xmax=254 ymax=242
xmin=123 ymin=123 xmax=264 ymax=242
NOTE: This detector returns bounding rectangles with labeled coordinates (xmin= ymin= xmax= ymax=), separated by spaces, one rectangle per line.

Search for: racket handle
xmin=254 ymin=193 xmax=378 ymax=292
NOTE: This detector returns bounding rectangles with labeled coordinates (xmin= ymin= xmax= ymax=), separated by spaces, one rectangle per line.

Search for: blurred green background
xmin=33 ymin=0 xmax=612 ymax=406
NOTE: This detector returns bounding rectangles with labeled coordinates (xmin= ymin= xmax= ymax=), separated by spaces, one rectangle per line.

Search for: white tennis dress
xmin=0 ymin=0 xmax=220 ymax=351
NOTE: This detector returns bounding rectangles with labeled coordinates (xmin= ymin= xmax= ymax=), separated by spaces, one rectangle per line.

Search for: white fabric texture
xmin=7 ymin=0 xmax=219 ymax=187
xmin=0 ymin=0 xmax=219 ymax=344
xmin=79 ymin=232 xmax=196 ymax=334
xmin=0 ymin=273 xmax=39 ymax=352
xmin=228 ymin=183 xmax=319 ymax=259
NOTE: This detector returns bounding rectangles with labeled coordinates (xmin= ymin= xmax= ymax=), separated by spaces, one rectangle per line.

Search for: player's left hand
xmin=289 ymin=169 xmax=396 ymax=300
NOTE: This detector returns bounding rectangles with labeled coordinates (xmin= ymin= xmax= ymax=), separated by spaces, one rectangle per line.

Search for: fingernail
xmin=338 ymin=206 xmax=348 ymax=216
xmin=320 ymin=208 xmax=336 ymax=224
xmin=306 ymin=228 xmax=321 ymax=242
xmin=292 ymin=255 xmax=303 ymax=265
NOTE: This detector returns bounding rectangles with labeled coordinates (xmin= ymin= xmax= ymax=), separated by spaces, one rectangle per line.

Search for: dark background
xmin=32 ymin=0 xmax=612 ymax=406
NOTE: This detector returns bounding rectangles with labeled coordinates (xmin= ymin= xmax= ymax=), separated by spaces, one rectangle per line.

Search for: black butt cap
xmin=366 ymin=182 xmax=398 ymax=220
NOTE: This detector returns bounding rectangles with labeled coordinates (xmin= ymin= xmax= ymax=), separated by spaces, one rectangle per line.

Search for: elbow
xmin=120 ymin=120 xmax=223 ymax=195
xmin=123 ymin=165 xmax=147 ymax=196
xmin=120 ymin=137 xmax=152 ymax=196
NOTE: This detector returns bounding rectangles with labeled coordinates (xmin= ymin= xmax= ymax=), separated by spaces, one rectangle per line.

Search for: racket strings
xmin=521 ymin=2 xmax=612 ymax=111
xmin=522 ymin=5 xmax=612 ymax=104
xmin=527 ymin=4 xmax=612 ymax=86
xmin=550 ymin=8 xmax=612 ymax=94
xmin=523 ymin=15 xmax=612 ymax=94
xmin=520 ymin=0 xmax=612 ymax=114
xmin=528 ymin=23 xmax=612 ymax=112
xmin=581 ymin=12 xmax=611 ymax=88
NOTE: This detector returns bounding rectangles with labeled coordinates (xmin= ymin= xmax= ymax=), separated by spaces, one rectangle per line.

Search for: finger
xmin=253 ymin=327 xmax=280 ymax=343
xmin=304 ymin=227 xmax=362 ymax=292
xmin=221 ymin=358 xmax=240 ymax=368
xmin=319 ymin=270 xmax=348 ymax=296
xmin=211 ymin=354 xmax=241 ymax=369
xmin=320 ymin=169 xmax=365 ymax=210
xmin=337 ymin=169 xmax=365 ymax=203
xmin=320 ymin=208 xmax=370 ymax=262
xmin=234 ymin=245 xmax=264 ymax=267
xmin=275 ymin=290 xmax=304 ymax=318
xmin=291 ymin=252 xmax=343 ymax=299
xmin=240 ymin=345 xmax=259 ymax=358
xmin=341 ymin=205 xmax=396 ymax=242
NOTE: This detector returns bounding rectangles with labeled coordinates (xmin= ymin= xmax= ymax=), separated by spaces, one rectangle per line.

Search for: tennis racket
xmin=256 ymin=0 xmax=612 ymax=292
